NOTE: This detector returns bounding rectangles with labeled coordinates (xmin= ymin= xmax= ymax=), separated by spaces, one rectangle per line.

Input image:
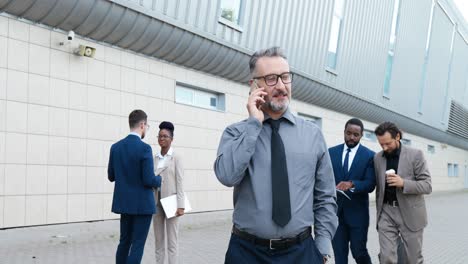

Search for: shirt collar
xmin=157 ymin=147 xmax=173 ymax=159
xmin=128 ymin=132 xmax=141 ymax=139
xmin=263 ymin=108 xmax=296 ymax=125
xmin=344 ymin=143 xmax=360 ymax=153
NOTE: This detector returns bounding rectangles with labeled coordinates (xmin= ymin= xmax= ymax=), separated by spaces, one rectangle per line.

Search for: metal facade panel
xmin=420 ymin=5 xmax=453 ymax=128
xmin=464 ymin=81 xmax=468 ymax=109
xmin=385 ymin=0 xmax=432 ymax=119
xmin=449 ymin=34 xmax=468 ymax=103
xmin=335 ymin=0 xmax=392 ymax=103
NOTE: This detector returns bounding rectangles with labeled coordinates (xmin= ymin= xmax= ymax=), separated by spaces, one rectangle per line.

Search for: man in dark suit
xmin=108 ymin=109 xmax=162 ymax=264
xmin=328 ymin=118 xmax=375 ymax=264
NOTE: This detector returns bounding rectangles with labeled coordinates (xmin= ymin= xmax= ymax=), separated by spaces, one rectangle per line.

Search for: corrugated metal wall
xmin=449 ymin=34 xmax=468 ymax=107
xmin=382 ymin=0 xmax=431 ymax=119
xmin=112 ymin=0 xmax=468 ymax=129
xmin=421 ymin=5 xmax=454 ymax=127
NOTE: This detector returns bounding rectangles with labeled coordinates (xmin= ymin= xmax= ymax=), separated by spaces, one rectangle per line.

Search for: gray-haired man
xmin=214 ymin=47 xmax=338 ymax=263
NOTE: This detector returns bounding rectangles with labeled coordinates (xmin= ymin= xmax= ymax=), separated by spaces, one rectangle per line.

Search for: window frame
xmin=400 ymin=138 xmax=411 ymax=146
xmin=427 ymin=144 xmax=435 ymax=154
xmin=382 ymin=0 xmax=402 ymax=98
xmin=218 ymin=0 xmax=245 ymax=31
xmin=363 ymin=129 xmax=377 ymax=142
xmin=326 ymin=0 xmax=346 ymax=72
xmin=297 ymin=113 xmax=323 ymax=129
xmin=448 ymin=163 xmax=453 ymax=177
xmin=175 ymin=83 xmax=226 ymax=112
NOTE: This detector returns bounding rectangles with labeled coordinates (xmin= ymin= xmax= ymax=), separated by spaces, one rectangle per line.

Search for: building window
xmin=427 ymin=144 xmax=435 ymax=154
xmin=363 ymin=129 xmax=377 ymax=142
xmin=297 ymin=113 xmax=322 ymax=129
xmin=326 ymin=0 xmax=345 ymax=70
xmin=448 ymin=163 xmax=459 ymax=177
xmin=400 ymin=138 xmax=411 ymax=146
xmin=383 ymin=0 xmax=401 ymax=97
xmin=418 ymin=1 xmax=436 ymax=113
xmin=175 ymin=83 xmax=225 ymax=111
xmin=219 ymin=0 xmax=243 ymax=26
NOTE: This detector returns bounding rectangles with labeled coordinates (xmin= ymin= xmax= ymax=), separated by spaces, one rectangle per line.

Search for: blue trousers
xmin=116 ymin=214 xmax=153 ymax=264
xmin=225 ymin=233 xmax=323 ymax=263
xmin=332 ymin=220 xmax=372 ymax=264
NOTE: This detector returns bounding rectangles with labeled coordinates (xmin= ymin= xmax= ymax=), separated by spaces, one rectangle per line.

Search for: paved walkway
xmin=1 ymin=191 xmax=467 ymax=263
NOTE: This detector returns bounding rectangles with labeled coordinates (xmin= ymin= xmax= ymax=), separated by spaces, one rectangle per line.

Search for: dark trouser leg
xmin=116 ymin=214 xmax=133 ymax=264
xmin=332 ymin=222 xmax=350 ymax=264
xmin=127 ymin=215 xmax=153 ymax=264
xmin=349 ymin=225 xmax=372 ymax=264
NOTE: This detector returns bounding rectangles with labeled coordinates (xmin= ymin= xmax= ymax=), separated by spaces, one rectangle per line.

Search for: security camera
xmin=67 ymin=31 xmax=75 ymax=41
xmin=59 ymin=31 xmax=75 ymax=46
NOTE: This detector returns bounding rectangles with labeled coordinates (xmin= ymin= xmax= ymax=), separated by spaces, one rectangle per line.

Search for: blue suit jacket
xmin=328 ymin=144 xmax=375 ymax=227
xmin=108 ymin=135 xmax=162 ymax=215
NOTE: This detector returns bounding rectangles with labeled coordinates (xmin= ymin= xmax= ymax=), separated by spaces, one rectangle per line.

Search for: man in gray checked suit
xmin=373 ymin=122 xmax=432 ymax=264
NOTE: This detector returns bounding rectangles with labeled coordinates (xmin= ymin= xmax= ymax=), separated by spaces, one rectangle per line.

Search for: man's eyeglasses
xmin=157 ymin=135 xmax=172 ymax=139
xmin=252 ymin=72 xmax=293 ymax=86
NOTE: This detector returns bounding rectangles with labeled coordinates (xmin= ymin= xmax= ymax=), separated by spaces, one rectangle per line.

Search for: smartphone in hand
xmin=252 ymin=81 xmax=264 ymax=109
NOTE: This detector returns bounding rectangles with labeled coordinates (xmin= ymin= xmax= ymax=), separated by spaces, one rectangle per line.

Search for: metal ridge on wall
xmin=1 ymin=0 xmax=467 ymax=150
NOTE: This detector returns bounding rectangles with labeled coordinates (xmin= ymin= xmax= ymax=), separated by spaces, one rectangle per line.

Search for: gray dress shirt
xmin=214 ymin=109 xmax=338 ymax=255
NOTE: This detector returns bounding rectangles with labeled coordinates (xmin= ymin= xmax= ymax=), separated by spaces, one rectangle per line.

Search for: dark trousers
xmin=332 ymin=221 xmax=372 ymax=264
xmin=225 ymin=233 xmax=323 ymax=264
xmin=116 ymin=214 xmax=153 ymax=264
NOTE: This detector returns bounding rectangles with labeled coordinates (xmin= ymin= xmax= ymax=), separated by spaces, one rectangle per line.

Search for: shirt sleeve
xmin=352 ymin=151 xmax=376 ymax=193
xmin=214 ymin=117 xmax=262 ymax=187
xmin=313 ymin=132 xmax=339 ymax=256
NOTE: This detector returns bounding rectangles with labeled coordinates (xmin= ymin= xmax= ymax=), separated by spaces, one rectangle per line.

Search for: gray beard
xmin=268 ymin=99 xmax=289 ymax=112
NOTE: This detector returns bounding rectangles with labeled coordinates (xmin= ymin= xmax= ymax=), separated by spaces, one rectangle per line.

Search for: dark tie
xmin=343 ymin=148 xmax=351 ymax=180
xmin=268 ymin=118 xmax=291 ymax=227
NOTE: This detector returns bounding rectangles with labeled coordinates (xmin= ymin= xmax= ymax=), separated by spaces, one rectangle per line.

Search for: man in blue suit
xmin=108 ymin=109 xmax=162 ymax=264
xmin=328 ymin=118 xmax=375 ymax=264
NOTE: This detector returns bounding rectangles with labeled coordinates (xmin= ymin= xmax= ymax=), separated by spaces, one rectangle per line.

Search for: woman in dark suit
xmin=152 ymin=121 xmax=185 ymax=264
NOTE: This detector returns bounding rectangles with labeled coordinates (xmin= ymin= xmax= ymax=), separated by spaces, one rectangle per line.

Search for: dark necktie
xmin=268 ymin=118 xmax=291 ymax=227
xmin=343 ymin=148 xmax=351 ymax=180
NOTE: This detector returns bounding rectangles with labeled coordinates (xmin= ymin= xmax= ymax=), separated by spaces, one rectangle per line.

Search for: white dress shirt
xmin=156 ymin=147 xmax=173 ymax=169
xmin=128 ymin=132 xmax=141 ymax=139
xmin=341 ymin=143 xmax=360 ymax=171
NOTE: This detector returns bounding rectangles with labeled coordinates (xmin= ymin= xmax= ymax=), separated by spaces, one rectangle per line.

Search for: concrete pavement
xmin=1 ymin=190 xmax=467 ymax=263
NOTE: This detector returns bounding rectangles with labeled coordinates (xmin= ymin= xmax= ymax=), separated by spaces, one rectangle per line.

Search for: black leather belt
xmin=232 ymin=226 xmax=311 ymax=250
xmin=384 ymin=200 xmax=399 ymax=207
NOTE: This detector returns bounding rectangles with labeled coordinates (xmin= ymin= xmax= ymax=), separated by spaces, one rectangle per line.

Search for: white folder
xmin=159 ymin=193 xmax=192 ymax=219
xmin=336 ymin=189 xmax=351 ymax=200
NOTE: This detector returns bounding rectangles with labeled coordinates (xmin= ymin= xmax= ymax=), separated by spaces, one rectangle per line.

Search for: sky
xmin=453 ymin=0 xmax=468 ymax=24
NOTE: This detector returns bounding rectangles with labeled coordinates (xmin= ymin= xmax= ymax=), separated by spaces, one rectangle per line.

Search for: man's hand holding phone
xmin=247 ymin=82 xmax=267 ymax=123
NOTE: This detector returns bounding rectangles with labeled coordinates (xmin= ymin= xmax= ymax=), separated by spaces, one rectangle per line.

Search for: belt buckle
xmin=391 ymin=201 xmax=398 ymax=207
xmin=269 ymin=238 xmax=281 ymax=250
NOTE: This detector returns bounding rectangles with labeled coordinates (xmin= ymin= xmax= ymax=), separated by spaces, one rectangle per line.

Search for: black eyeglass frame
xmin=252 ymin=72 xmax=294 ymax=86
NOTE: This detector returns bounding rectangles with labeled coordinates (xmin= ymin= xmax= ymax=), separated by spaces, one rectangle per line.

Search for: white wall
xmin=0 ymin=15 xmax=467 ymax=228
